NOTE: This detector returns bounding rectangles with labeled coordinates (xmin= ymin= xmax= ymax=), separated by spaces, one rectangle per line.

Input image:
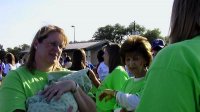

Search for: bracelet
xmin=71 ymin=82 xmax=79 ymax=94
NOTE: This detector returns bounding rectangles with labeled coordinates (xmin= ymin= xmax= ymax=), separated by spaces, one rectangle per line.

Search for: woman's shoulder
xmin=114 ymin=66 xmax=126 ymax=72
xmin=150 ymin=38 xmax=200 ymax=72
xmin=14 ymin=66 xmax=31 ymax=74
xmin=159 ymin=36 xmax=200 ymax=56
xmin=111 ymin=66 xmax=128 ymax=77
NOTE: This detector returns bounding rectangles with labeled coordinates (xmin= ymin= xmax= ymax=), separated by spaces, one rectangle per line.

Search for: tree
xmin=6 ymin=44 xmax=30 ymax=62
xmin=112 ymin=23 xmax=126 ymax=43
xmin=93 ymin=24 xmax=127 ymax=43
xmin=93 ymin=25 xmax=114 ymax=41
xmin=127 ymin=22 xmax=146 ymax=35
xmin=142 ymin=28 xmax=163 ymax=43
xmin=21 ymin=44 xmax=30 ymax=51
xmin=0 ymin=44 xmax=3 ymax=51
xmin=93 ymin=22 xmax=164 ymax=44
xmin=0 ymin=45 xmax=6 ymax=61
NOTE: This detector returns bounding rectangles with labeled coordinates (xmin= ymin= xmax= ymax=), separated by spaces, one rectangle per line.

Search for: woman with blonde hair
xmin=3 ymin=52 xmax=16 ymax=75
xmin=0 ymin=25 xmax=96 ymax=112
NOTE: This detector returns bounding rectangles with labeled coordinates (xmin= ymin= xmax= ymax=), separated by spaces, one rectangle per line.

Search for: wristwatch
xmin=71 ymin=82 xmax=79 ymax=94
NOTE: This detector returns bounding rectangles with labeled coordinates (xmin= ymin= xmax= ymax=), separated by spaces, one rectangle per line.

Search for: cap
xmin=152 ymin=39 xmax=165 ymax=50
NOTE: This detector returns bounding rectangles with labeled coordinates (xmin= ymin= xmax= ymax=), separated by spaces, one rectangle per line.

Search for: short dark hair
xmin=97 ymin=49 xmax=104 ymax=63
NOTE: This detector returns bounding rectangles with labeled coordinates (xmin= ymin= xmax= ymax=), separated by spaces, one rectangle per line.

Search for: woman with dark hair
xmin=136 ymin=0 xmax=200 ymax=112
xmin=69 ymin=49 xmax=101 ymax=103
xmin=96 ymin=43 xmax=129 ymax=112
xmin=0 ymin=25 xmax=96 ymax=112
xmin=70 ymin=49 xmax=86 ymax=71
xmin=69 ymin=49 xmax=100 ymax=88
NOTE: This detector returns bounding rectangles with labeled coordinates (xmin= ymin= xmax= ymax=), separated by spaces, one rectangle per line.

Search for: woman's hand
xmin=99 ymin=89 xmax=117 ymax=101
xmin=42 ymin=80 xmax=76 ymax=102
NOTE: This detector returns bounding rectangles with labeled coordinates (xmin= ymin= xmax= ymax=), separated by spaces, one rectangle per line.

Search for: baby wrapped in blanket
xmin=26 ymin=69 xmax=92 ymax=112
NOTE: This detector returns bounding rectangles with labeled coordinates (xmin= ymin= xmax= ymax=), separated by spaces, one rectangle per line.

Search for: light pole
xmin=132 ymin=21 xmax=139 ymax=35
xmin=71 ymin=25 xmax=75 ymax=43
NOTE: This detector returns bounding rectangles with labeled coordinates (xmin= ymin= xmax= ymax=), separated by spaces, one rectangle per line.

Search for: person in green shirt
xmin=99 ymin=35 xmax=153 ymax=112
xmin=0 ymin=25 xmax=96 ymax=112
xmin=96 ymin=44 xmax=129 ymax=112
xmin=135 ymin=0 xmax=200 ymax=112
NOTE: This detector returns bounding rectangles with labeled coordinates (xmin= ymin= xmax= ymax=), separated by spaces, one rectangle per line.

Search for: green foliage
xmin=21 ymin=44 xmax=30 ymax=51
xmin=93 ymin=25 xmax=114 ymax=40
xmin=0 ymin=44 xmax=3 ymax=51
xmin=93 ymin=22 xmax=164 ymax=44
xmin=127 ymin=22 xmax=146 ymax=35
xmin=6 ymin=44 xmax=30 ymax=61
xmin=112 ymin=24 xmax=126 ymax=43
xmin=93 ymin=24 xmax=127 ymax=43
xmin=142 ymin=28 xmax=163 ymax=43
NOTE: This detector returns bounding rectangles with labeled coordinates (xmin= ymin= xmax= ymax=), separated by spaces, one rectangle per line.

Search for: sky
xmin=0 ymin=0 xmax=173 ymax=49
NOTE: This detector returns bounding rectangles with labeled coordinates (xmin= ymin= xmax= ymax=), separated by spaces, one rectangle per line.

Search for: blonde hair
xmin=5 ymin=52 xmax=15 ymax=66
xmin=26 ymin=25 xmax=69 ymax=72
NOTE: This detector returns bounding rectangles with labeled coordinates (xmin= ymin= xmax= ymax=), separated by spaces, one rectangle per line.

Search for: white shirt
xmin=15 ymin=62 xmax=21 ymax=68
xmin=64 ymin=62 xmax=72 ymax=69
xmin=97 ymin=62 xmax=109 ymax=81
xmin=4 ymin=63 xmax=16 ymax=75
xmin=115 ymin=91 xmax=140 ymax=111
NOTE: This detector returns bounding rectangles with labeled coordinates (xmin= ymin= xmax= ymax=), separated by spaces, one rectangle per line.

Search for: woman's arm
xmin=73 ymin=84 xmax=97 ymax=112
xmin=87 ymin=69 xmax=101 ymax=88
xmin=99 ymin=89 xmax=139 ymax=111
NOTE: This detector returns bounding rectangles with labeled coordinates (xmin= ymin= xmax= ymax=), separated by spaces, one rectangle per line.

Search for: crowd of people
xmin=0 ymin=52 xmax=25 ymax=84
xmin=0 ymin=0 xmax=200 ymax=111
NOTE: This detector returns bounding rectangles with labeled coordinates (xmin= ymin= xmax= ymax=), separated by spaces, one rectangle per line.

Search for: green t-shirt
xmin=136 ymin=36 xmax=200 ymax=112
xmin=121 ymin=77 xmax=145 ymax=94
xmin=114 ymin=77 xmax=145 ymax=110
xmin=96 ymin=66 xmax=129 ymax=112
xmin=0 ymin=66 xmax=49 ymax=112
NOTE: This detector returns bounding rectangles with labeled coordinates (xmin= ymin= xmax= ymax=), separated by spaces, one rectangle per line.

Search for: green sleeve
xmin=0 ymin=70 xmax=26 ymax=112
xmin=110 ymin=67 xmax=129 ymax=90
xmin=96 ymin=66 xmax=129 ymax=112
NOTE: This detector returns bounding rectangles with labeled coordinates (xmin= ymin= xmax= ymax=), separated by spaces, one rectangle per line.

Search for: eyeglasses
xmin=46 ymin=41 xmax=65 ymax=49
